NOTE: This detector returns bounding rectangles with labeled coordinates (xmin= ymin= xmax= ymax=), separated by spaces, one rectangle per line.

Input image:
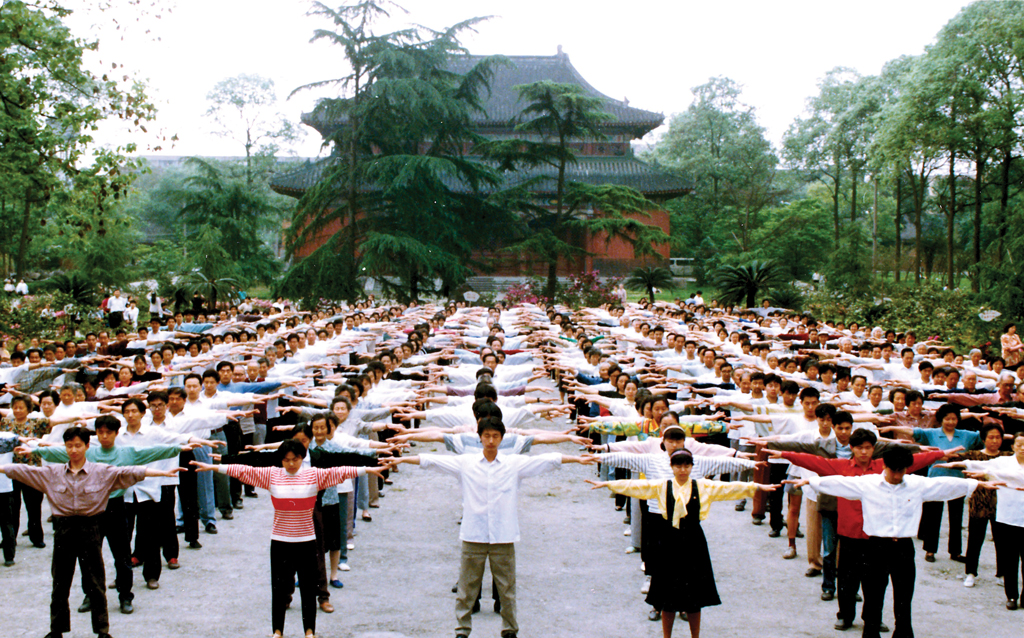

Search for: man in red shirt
xmin=773 ymin=428 xmax=947 ymax=632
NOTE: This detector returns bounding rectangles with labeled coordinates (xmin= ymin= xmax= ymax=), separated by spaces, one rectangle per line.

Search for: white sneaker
xmin=347 ymin=543 xmax=355 ymax=551
xmin=625 ymin=546 xmax=638 ymax=554
xmin=623 ymin=528 xmax=631 ymax=537
xmin=640 ymin=576 xmax=652 ymax=594
xmin=339 ymin=563 xmax=351 ymax=572
xmin=964 ymin=575 xmax=975 ymax=588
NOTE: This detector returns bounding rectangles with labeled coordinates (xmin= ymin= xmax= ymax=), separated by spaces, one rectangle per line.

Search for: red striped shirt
xmin=225 ymin=465 xmax=359 ymax=542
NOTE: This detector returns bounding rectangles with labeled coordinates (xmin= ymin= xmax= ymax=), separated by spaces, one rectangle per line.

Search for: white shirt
xmin=107 ymin=296 xmax=128 ymax=313
xmin=118 ymin=424 xmax=190 ymax=501
xmin=810 ymin=473 xmax=977 ymax=537
xmin=419 ymin=451 xmax=561 ymax=543
xmin=963 ymin=457 xmax=1024 ymax=528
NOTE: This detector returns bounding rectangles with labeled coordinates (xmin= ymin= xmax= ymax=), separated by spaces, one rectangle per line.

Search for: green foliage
xmin=480 ymin=81 xmax=669 ymax=298
xmin=768 ymin=286 xmax=804 ymax=312
xmin=624 ymin=266 xmax=675 ymax=302
xmin=823 ymin=222 xmax=872 ymax=295
xmin=0 ymin=0 xmax=156 ymax=277
xmin=39 ymin=272 xmax=97 ymax=307
xmin=650 ymin=77 xmax=782 ymax=255
xmin=713 ymin=260 xmax=787 ymax=308
xmin=175 ymin=157 xmax=282 ymax=286
xmin=288 ymin=3 xmax=514 ymax=302
xmin=804 ymin=284 xmax=992 ymax=351
xmin=275 ymin=242 xmax=364 ymax=307
xmin=746 ymin=199 xmax=834 ymax=280
xmin=556 ymin=272 xmax=621 ymax=310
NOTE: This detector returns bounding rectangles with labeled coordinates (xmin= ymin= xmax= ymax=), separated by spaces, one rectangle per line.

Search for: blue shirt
xmin=912 ymin=428 xmax=982 ymax=478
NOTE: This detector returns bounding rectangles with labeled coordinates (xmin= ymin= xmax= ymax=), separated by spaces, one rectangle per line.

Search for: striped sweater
xmin=222 ymin=465 xmax=362 ymax=542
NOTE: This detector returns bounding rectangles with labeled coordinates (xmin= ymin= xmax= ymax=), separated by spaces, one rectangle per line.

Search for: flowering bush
xmin=558 ymin=271 xmax=621 ymax=310
xmin=503 ymin=278 xmax=550 ymax=306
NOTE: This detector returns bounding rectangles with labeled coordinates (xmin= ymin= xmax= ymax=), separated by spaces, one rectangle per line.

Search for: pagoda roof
xmin=302 ymin=51 xmax=665 ymax=140
xmin=269 ymin=154 xmax=690 ymax=199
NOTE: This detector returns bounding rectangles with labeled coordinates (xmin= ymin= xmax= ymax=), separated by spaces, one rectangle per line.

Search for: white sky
xmin=72 ymin=0 xmax=974 ymax=158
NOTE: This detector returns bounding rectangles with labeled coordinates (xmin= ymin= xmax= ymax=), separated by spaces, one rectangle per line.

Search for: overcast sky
xmin=74 ymin=0 xmax=975 ymax=158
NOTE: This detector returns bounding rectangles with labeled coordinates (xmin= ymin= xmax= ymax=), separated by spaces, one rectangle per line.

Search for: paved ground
xmin=3 ymin=432 xmax=1018 ymax=638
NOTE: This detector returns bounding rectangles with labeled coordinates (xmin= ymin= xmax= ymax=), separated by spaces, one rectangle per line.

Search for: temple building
xmin=270 ymin=48 xmax=690 ymax=278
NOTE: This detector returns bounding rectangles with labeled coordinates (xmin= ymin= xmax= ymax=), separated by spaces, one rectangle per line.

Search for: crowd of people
xmin=1 ymin=292 xmax=1023 ymax=638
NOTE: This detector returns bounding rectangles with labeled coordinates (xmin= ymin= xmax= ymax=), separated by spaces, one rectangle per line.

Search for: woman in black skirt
xmin=588 ymin=449 xmax=777 ymax=638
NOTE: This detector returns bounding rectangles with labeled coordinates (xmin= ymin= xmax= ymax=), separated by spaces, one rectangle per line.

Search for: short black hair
xmin=290 ymin=423 xmax=314 ymax=441
xmin=279 ymin=438 xmax=307 ymax=459
xmin=94 ymin=415 xmax=122 ymax=433
xmin=121 ymin=398 xmax=146 ymax=415
xmin=476 ymin=416 xmax=505 ymax=438
xmin=882 ymin=446 xmax=914 ymax=471
xmin=63 ymin=426 xmax=92 ymax=444
xmin=472 ymin=399 xmax=502 ymax=422
xmin=848 ymin=428 xmax=877 ymax=447
xmin=833 ymin=411 xmax=854 ymax=427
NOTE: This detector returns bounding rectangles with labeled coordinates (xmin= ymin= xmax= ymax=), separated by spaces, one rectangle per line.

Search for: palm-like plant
xmin=624 ymin=266 xmax=675 ymax=302
xmin=175 ymin=270 xmax=240 ymax=313
xmin=46 ymin=272 xmax=97 ymax=307
xmin=713 ymin=260 xmax=787 ymax=308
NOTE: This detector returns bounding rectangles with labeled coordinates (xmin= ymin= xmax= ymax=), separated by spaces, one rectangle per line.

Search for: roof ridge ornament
xmin=556 ymin=44 xmax=568 ymax=60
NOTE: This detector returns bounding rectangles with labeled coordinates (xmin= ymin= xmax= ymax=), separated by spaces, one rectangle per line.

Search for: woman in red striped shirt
xmin=192 ymin=439 xmax=384 ymax=638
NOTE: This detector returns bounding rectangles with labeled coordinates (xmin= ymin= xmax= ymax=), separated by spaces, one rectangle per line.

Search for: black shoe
xmin=471 ymin=599 xmax=480 ymax=614
xmin=456 ymin=635 xmax=469 ymax=638
xmin=500 ymin=633 xmax=517 ymax=638
xmin=805 ymin=568 xmax=822 ymax=577
xmin=951 ymin=554 xmax=966 ymax=563
xmin=821 ymin=591 xmax=835 ymax=601
xmin=174 ymin=526 xmax=184 ymax=534
xmin=647 ymin=609 xmax=661 ymax=621
xmin=494 ymin=599 xmax=501 ymax=613
xmin=879 ymin=623 xmax=890 ymax=632
xmin=43 ymin=634 xmax=63 ymax=638
xmin=188 ymin=540 xmax=203 ymax=549
xmin=120 ymin=599 xmax=134 ymax=614
xmin=232 ymin=499 xmax=244 ymax=509
xmin=245 ymin=491 xmax=258 ymax=498
xmin=1007 ymin=600 xmax=1019 ymax=610
xmin=834 ymin=620 xmax=852 ymax=631
xmin=2 ymin=560 xmax=13 ymax=567
xmin=78 ymin=597 xmax=91 ymax=613
xmin=205 ymin=523 xmax=218 ymax=534
xmin=220 ymin=510 xmax=233 ymax=520
xmin=768 ymin=529 xmax=781 ymax=538
xmin=451 ymin=583 xmax=458 ymax=594
xmin=98 ymin=634 xmax=113 ymax=638
xmin=751 ymin=517 xmax=763 ymax=526
xmin=32 ymin=541 xmax=46 ymax=548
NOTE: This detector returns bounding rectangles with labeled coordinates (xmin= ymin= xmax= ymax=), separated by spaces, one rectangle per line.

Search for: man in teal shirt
xmin=23 ymin=415 xmax=193 ymax=615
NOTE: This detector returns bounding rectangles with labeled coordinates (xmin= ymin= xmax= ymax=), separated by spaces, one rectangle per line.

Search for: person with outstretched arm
xmin=0 ymin=426 xmax=182 ymax=638
xmin=382 ymin=415 xmax=597 ymax=638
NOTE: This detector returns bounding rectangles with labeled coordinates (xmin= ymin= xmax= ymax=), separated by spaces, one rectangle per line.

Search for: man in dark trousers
xmin=0 ymin=427 xmax=180 ymax=638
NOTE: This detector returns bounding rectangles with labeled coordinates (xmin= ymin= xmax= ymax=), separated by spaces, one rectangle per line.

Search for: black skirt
xmin=644 ymin=480 xmax=721 ymax=613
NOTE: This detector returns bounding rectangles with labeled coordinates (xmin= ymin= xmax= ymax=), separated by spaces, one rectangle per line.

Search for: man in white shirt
xmin=106 ymin=290 xmax=128 ymax=329
xmin=808 ymin=447 xmax=995 ymax=638
xmin=384 ymin=416 xmax=595 ymax=638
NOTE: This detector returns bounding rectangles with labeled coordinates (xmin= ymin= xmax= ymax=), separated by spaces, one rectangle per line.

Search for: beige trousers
xmin=806 ymin=497 xmax=823 ymax=570
xmin=456 ymin=541 xmax=517 ymax=636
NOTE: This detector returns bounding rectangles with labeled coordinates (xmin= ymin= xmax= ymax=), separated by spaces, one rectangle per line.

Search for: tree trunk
xmin=972 ymin=152 xmax=984 ymax=292
xmin=647 ymin=284 xmax=655 ymax=302
xmin=947 ymin=149 xmax=956 ymax=290
xmin=409 ymin=269 xmax=419 ymax=302
xmin=913 ymin=170 xmax=923 ymax=285
xmin=545 ymin=260 xmax=558 ymax=302
xmin=996 ymin=148 xmax=1011 ymax=263
xmin=850 ymin=166 xmax=858 ymax=223
xmin=832 ymin=170 xmax=841 ymax=243
xmin=15 ymin=193 xmax=32 ymax=280
xmin=746 ymin=288 xmax=756 ymax=309
xmin=895 ymin=176 xmax=902 ymax=283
